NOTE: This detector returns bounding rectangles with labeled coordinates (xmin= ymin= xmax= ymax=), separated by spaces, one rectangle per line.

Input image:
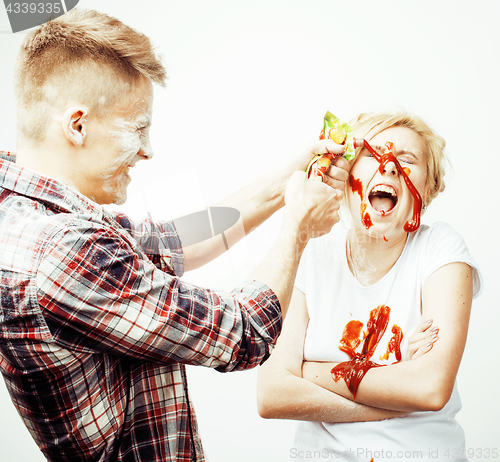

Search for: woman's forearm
xmin=257 ymin=367 xmax=406 ymax=423
xmin=257 ymin=287 xmax=406 ymax=423
xmin=302 ymin=359 xmax=451 ymax=412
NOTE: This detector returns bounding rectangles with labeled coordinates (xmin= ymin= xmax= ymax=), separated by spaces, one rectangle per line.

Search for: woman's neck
xmin=347 ymin=225 xmax=408 ymax=287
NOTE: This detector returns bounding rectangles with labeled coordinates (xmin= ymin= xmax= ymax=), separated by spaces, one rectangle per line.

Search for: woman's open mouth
xmin=368 ymin=184 xmax=398 ymax=214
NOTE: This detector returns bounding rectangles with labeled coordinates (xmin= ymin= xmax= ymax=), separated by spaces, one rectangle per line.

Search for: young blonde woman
xmin=258 ymin=111 xmax=483 ymax=461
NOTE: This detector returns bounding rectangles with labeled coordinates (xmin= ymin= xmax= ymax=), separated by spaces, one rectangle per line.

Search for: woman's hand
xmin=407 ymin=320 xmax=439 ymax=360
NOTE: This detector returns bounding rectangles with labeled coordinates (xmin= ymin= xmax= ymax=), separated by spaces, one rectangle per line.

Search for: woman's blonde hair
xmin=350 ymin=110 xmax=447 ymax=206
xmin=14 ymin=8 xmax=166 ymax=143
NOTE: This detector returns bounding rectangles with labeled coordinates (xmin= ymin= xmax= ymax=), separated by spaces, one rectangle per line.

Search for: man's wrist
xmin=278 ymin=222 xmax=310 ymax=258
xmin=260 ymin=168 xmax=291 ymax=211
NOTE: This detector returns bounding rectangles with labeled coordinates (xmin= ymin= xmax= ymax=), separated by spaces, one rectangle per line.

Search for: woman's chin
xmin=356 ymin=213 xmax=408 ymax=242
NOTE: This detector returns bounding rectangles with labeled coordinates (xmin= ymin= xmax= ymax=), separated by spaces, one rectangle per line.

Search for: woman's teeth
xmin=369 ymin=185 xmax=398 ymax=213
xmin=371 ymin=184 xmax=397 ymax=197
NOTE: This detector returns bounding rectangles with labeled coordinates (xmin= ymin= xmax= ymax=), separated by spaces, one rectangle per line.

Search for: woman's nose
xmin=382 ymin=161 xmax=397 ymax=176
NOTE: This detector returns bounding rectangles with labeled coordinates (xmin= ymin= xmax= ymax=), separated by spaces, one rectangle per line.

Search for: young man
xmin=0 ymin=8 xmax=349 ymax=462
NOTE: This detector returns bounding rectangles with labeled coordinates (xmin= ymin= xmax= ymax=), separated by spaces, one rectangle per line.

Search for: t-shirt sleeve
xmin=421 ymin=222 xmax=483 ymax=298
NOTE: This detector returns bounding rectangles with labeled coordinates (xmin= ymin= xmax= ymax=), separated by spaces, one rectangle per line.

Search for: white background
xmin=1 ymin=1 xmax=499 ymax=461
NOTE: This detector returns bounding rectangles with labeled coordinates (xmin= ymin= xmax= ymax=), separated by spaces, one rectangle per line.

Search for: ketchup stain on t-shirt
xmin=331 ymin=305 xmax=403 ymax=400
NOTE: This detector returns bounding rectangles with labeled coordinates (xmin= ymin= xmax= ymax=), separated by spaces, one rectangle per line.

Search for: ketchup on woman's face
xmin=347 ymin=126 xmax=428 ymax=237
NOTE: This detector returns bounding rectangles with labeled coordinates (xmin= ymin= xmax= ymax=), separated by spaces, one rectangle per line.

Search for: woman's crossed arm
xmin=257 ymin=262 xmax=473 ymax=421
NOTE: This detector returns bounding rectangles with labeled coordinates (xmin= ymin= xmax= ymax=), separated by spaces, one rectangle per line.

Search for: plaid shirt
xmin=0 ymin=155 xmax=282 ymax=462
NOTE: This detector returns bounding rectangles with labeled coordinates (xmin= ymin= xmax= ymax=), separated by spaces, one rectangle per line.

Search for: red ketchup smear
xmin=308 ymin=154 xmax=333 ymax=179
xmin=350 ymin=175 xmax=363 ymax=199
xmin=380 ymin=324 xmax=403 ymax=363
xmin=362 ymin=205 xmax=373 ymax=229
xmin=350 ymin=175 xmax=373 ymax=230
xmin=308 ymin=130 xmax=339 ymax=180
xmin=362 ymin=140 xmax=422 ymax=232
xmin=339 ymin=320 xmax=364 ymax=354
xmin=309 ymin=128 xmax=351 ymax=181
xmin=331 ymin=305 xmax=403 ymax=400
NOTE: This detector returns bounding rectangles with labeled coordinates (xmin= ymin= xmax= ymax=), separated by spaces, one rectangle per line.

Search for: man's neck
xmin=16 ymin=144 xmax=81 ymax=191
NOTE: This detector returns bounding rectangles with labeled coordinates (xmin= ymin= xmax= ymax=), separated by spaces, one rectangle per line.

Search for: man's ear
xmin=62 ymin=107 xmax=88 ymax=147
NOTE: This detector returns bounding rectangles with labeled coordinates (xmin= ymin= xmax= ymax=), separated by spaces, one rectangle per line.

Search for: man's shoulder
xmin=0 ymin=190 xmax=122 ymax=257
xmin=1 ymin=191 xmax=95 ymax=229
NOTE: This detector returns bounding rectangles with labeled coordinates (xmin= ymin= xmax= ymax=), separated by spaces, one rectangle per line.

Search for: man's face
xmin=80 ymin=78 xmax=154 ymax=205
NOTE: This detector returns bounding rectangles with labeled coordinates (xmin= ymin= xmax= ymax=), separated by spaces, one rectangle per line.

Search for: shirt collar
xmin=0 ymin=151 xmax=16 ymax=163
xmin=0 ymin=156 xmax=104 ymax=221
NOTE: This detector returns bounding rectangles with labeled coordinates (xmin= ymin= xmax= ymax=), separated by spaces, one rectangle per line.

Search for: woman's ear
xmin=62 ymin=107 xmax=88 ymax=147
xmin=422 ymin=186 xmax=431 ymax=210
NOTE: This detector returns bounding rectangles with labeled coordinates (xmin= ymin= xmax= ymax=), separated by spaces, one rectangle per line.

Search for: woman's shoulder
xmin=415 ymin=220 xmax=458 ymax=234
xmin=409 ymin=221 xmax=483 ymax=297
xmin=411 ymin=221 xmax=464 ymax=245
xmin=407 ymin=221 xmax=470 ymax=261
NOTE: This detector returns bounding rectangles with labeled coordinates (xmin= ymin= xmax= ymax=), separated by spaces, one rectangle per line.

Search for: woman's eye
xmin=398 ymin=156 xmax=414 ymax=165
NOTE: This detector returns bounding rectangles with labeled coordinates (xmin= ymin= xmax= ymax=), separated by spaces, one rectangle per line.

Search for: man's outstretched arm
xmin=180 ymin=140 xmax=349 ymax=271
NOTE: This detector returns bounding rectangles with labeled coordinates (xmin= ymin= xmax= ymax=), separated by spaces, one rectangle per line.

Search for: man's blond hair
xmin=350 ymin=110 xmax=447 ymax=207
xmin=14 ymin=8 xmax=166 ymax=143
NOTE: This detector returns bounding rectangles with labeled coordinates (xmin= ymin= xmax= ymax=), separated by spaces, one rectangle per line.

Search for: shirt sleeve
xmin=35 ymin=220 xmax=282 ymax=372
xmin=108 ymin=211 xmax=185 ymax=277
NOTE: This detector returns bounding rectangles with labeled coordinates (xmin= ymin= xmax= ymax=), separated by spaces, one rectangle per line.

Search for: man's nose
xmin=139 ymin=136 xmax=154 ymax=160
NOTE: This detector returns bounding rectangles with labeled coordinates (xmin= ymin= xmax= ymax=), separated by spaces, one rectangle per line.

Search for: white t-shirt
xmin=292 ymin=222 xmax=483 ymax=462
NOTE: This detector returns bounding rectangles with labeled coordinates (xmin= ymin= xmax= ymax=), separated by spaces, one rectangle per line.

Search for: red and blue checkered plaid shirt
xmin=0 ymin=154 xmax=282 ymax=461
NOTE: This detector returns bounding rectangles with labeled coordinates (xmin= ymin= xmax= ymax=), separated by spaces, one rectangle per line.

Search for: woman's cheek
xmin=410 ymin=173 xmax=427 ymax=196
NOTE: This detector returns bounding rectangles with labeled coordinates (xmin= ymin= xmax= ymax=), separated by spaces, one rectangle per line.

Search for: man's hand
xmin=242 ymin=140 xmax=350 ymax=317
xmin=283 ymin=170 xmax=344 ymax=241
xmin=282 ymin=139 xmax=351 ymax=197
xmin=287 ymin=139 xmax=345 ymax=170
xmin=282 ymin=141 xmax=350 ymax=241
xmin=182 ymin=139 xmax=349 ymax=271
